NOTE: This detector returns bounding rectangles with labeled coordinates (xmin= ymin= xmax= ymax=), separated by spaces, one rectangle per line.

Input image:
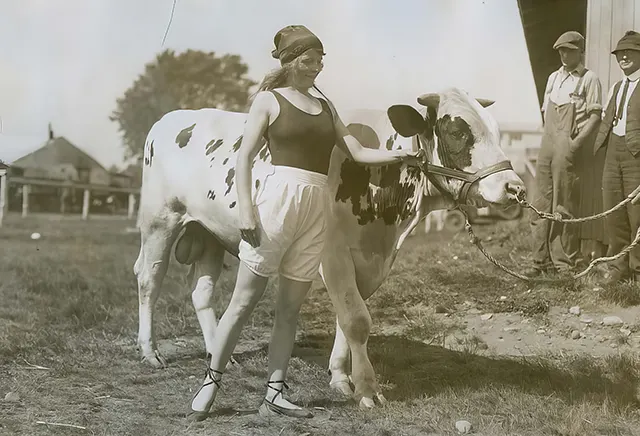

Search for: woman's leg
xmin=188 ymin=263 xmax=269 ymax=419
xmin=264 ymin=275 xmax=313 ymax=409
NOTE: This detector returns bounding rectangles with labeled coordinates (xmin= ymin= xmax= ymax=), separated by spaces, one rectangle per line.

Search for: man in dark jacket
xmin=595 ymin=31 xmax=640 ymax=285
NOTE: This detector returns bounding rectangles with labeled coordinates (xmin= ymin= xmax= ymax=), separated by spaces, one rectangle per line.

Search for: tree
xmin=110 ymin=49 xmax=257 ymax=163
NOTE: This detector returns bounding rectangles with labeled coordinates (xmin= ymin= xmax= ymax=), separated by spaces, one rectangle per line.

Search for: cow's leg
xmin=328 ymin=316 xmax=353 ymax=396
xmin=190 ymin=238 xmax=225 ymax=358
xmin=320 ymin=251 xmax=385 ymax=408
xmin=134 ymin=212 xmax=182 ymax=368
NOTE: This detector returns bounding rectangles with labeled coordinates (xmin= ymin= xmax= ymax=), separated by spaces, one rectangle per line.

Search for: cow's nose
xmin=505 ymin=181 xmax=526 ymax=198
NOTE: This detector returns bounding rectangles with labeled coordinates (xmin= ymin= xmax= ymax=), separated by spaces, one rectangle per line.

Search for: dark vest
xmin=594 ymin=79 xmax=640 ymax=155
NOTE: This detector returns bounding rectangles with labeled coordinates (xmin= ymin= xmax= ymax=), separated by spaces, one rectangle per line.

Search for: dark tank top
xmin=265 ymin=90 xmax=337 ymax=175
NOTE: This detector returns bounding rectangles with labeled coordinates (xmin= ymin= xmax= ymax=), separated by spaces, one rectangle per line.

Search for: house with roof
xmin=9 ymin=126 xmax=110 ymax=186
xmin=5 ymin=125 xmax=140 ymax=216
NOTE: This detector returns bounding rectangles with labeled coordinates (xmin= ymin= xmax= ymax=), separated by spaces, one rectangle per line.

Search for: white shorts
xmin=238 ymin=165 xmax=328 ymax=282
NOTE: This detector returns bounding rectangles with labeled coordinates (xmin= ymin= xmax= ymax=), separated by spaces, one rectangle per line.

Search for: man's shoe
xmin=523 ymin=266 xmax=556 ymax=278
xmin=601 ymin=270 xmax=629 ymax=287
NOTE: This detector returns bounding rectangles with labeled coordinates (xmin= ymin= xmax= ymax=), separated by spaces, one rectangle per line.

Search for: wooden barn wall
xmin=585 ymin=0 xmax=640 ymax=101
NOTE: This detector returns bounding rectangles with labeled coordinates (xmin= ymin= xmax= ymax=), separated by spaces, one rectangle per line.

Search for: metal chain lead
xmin=459 ymin=206 xmax=640 ymax=283
xmin=514 ymin=184 xmax=640 ymax=224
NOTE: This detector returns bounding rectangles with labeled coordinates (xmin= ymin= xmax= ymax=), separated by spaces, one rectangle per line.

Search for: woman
xmin=188 ymin=24 xmax=422 ymax=421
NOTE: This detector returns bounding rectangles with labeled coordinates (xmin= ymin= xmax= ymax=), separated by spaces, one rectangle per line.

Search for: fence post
xmin=82 ymin=189 xmax=90 ymax=220
xmin=127 ymin=193 xmax=136 ymax=219
xmin=0 ymin=171 xmax=6 ymax=227
xmin=22 ymin=184 xmax=29 ymax=218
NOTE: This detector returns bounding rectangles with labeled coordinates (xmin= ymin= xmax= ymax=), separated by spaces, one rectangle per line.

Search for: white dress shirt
xmin=606 ymin=68 xmax=640 ymax=136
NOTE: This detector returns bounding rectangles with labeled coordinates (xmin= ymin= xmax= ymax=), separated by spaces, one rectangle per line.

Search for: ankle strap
xmin=266 ymin=380 xmax=289 ymax=401
xmin=206 ymin=367 xmax=224 ymax=379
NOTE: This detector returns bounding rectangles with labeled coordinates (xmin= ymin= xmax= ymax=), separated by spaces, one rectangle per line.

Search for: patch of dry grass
xmin=2 ymin=214 xmax=640 ymax=435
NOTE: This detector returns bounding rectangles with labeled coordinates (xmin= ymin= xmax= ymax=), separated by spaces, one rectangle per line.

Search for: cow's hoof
xmin=141 ymin=350 xmax=167 ymax=369
xmin=359 ymin=396 xmax=376 ymax=409
xmin=329 ymin=380 xmax=353 ymax=397
xmin=375 ymin=393 xmax=387 ymax=405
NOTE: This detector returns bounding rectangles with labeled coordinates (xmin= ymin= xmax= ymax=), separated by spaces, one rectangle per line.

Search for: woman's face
xmin=291 ymin=49 xmax=324 ymax=89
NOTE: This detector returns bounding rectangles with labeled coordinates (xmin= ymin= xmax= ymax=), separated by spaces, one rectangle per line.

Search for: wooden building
xmin=518 ymin=0 xmax=640 ymax=109
xmin=6 ymin=129 xmax=139 ymax=219
xmin=585 ymin=0 xmax=640 ymax=100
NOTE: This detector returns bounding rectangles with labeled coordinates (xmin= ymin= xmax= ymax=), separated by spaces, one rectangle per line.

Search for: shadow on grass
xmin=293 ymin=333 xmax=640 ymax=411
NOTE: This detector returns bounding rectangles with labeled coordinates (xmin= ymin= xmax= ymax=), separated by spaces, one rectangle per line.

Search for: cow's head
xmin=387 ymin=87 xmax=525 ymax=206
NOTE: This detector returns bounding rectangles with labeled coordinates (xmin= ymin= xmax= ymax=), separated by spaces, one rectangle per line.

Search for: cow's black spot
xmin=144 ymin=141 xmax=150 ymax=166
xmin=258 ymin=146 xmax=270 ymax=162
xmin=207 ymin=190 xmax=216 ymax=201
xmin=176 ymin=123 xmax=196 ymax=149
xmin=434 ymin=115 xmax=474 ymax=170
xmin=224 ymin=168 xmax=235 ymax=196
xmin=425 ymin=107 xmax=437 ymax=138
xmin=335 ymin=159 xmax=422 ymax=226
xmin=385 ymin=135 xmax=394 ymax=150
xmin=255 ymin=179 xmax=260 ymax=190
xmin=205 ymin=139 xmax=224 ymax=156
xmin=167 ymin=198 xmax=187 ymax=214
xmin=372 ymin=164 xmax=419 ymax=224
xmin=144 ymin=140 xmax=155 ymax=166
xmin=335 ymin=160 xmax=375 ymax=224
xmin=223 ymin=157 xmax=229 ymax=165
xmin=232 ymin=136 xmax=243 ymax=152
xmin=229 ymin=201 xmax=236 ymax=209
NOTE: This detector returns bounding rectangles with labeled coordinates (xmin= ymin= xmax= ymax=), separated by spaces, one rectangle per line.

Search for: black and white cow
xmin=134 ymin=87 xmax=525 ymax=408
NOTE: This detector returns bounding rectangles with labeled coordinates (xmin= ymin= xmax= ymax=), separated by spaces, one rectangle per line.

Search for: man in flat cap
xmin=594 ymin=30 xmax=640 ymax=285
xmin=527 ymin=31 xmax=603 ymax=277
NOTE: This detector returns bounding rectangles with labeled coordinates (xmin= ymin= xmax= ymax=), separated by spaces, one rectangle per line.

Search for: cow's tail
xmin=186 ymin=263 xmax=197 ymax=289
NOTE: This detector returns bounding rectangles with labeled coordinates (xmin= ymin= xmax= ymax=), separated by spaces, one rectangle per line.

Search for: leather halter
xmin=414 ymin=135 xmax=514 ymax=204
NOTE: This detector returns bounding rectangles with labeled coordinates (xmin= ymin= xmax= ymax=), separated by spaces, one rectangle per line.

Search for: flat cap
xmin=553 ymin=31 xmax=585 ymax=51
xmin=612 ymin=30 xmax=640 ymax=53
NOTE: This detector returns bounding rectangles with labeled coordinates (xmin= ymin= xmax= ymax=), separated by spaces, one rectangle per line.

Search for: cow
xmin=133 ymin=87 xmax=525 ymax=409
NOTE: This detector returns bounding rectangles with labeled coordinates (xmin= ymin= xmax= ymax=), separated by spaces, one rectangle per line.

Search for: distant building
xmin=109 ymin=164 xmax=142 ymax=189
xmin=9 ymin=135 xmax=110 ymax=186
xmin=6 ymin=126 xmax=123 ymax=214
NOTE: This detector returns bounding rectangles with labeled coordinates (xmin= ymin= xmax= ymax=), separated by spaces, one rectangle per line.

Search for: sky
xmin=0 ymin=0 xmax=543 ymax=169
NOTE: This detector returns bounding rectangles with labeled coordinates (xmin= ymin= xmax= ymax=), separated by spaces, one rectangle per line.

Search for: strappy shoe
xmin=258 ymin=380 xmax=313 ymax=419
xmin=186 ymin=366 xmax=223 ymax=422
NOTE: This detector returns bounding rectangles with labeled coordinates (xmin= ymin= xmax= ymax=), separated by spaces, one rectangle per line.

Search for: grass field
xmin=2 ymin=212 xmax=640 ymax=435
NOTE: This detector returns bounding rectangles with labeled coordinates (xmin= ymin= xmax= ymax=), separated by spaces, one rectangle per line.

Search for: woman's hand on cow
xmin=398 ymin=148 xmax=425 ymax=166
xmin=239 ymin=207 xmax=261 ymax=248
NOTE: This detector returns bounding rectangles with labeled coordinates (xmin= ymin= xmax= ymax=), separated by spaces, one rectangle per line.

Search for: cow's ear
xmin=387 ymin=105 xmax=427 ymax=137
